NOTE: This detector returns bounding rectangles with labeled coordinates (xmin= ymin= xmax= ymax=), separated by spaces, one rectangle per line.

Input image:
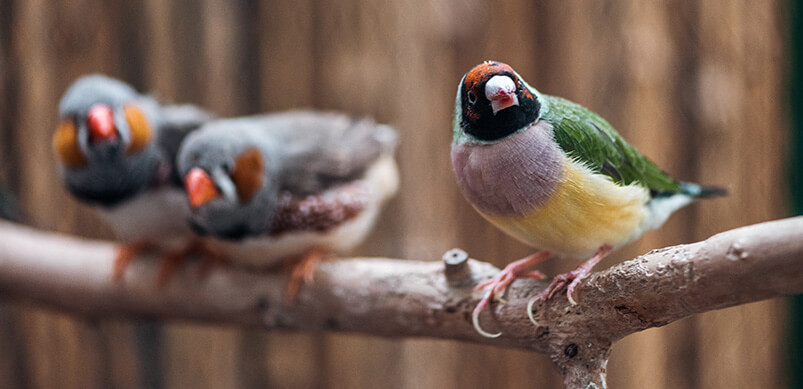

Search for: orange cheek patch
xmin=124 ymin=105 xmax=152 ymax=155
xmin=52 ymin=120 xmax=87 ymax=168
xmin=232 ymin=147 xmax=264 ymax=204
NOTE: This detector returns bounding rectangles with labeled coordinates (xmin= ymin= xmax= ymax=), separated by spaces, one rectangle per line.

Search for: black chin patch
xmin=463 ymin=95 xmax=540 ymax=142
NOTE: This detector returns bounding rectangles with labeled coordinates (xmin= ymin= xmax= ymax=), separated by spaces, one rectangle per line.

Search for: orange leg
xmin=155 ymin=239 xmax=227 ymax=288
xmin=194 ymin=240 xmax=227 ymax=279
xmin=156 ymin=244 xmax=194 ymax=288
xmin=111 ymin=240 xmax=156 ymax=281
xmin=284 ymin=248 xmax=332 ymax=305
xmin=472 ymin=251 xmax=550 ymax=338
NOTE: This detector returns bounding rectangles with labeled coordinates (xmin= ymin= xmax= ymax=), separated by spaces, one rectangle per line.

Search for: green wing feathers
xmin=543 ymin=95 xmax=681 ymax=194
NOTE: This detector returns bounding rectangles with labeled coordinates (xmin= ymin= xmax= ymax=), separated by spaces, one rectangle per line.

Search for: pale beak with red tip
xmin=87 ymin=104 xmax=118 ymax=143
xmin=185 ymin=168 xmax=220 ymax=208
xmin=485 ymin=75 xmax=520 ymax=115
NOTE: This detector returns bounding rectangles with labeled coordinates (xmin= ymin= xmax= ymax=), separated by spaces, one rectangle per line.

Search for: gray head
xmin=177 ymin=121 xmax=282 ymax=240
xmin=53 ymin=75 xmax=162 ymax=206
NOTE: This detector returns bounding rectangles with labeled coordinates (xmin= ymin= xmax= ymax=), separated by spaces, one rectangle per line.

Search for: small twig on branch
xmin=0 ymin=218 xmax=801 ymax=388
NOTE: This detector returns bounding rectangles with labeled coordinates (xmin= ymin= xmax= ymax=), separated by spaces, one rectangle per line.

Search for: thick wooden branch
xmin=0 ymin=217 xmax=801 ymax=388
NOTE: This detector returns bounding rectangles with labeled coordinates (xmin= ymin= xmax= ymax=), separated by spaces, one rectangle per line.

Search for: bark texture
xmin=0 ymin=217 xmax=801 ymax=388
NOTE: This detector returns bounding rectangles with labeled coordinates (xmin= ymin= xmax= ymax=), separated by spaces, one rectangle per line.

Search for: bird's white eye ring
xmin=467 ymin=90 xmax=477 ymax=105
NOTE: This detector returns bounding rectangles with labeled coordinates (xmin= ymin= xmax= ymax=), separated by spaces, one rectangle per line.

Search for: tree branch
xmin=0 ymin=217 xmax=801 ymax=388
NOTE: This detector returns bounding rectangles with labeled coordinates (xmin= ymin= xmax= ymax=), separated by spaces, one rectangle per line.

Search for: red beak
xmin=185 ymin=168 xmax=220 ymax=208
xmin=87 ymin=104 xmax=117 ymax=142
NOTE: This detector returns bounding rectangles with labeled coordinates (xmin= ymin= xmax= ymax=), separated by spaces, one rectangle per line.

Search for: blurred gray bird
xmin=177 ymin=111 xmax=399 ymax=298
xmin=53 ymin=74 xmax=214 ymax=281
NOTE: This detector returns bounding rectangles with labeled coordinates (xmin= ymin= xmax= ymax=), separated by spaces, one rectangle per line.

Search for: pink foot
xmin=472 ymin=251 xmax=550 ymax=338
xmin=111 ymin=240 xmax=156 ymax=281
xmin=527 ymin=246 xmax=612 ymax=323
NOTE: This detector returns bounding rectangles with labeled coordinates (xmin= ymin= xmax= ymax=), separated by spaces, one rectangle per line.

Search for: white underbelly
xmin=207 ymin=200 xmax=383 ymax=268
xmin=96 ymin=187 xmax=194 ymax=247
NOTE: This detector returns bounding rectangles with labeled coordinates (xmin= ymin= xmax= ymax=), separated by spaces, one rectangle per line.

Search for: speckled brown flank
xmin=269 ymin=181 xmax=370 ymax=236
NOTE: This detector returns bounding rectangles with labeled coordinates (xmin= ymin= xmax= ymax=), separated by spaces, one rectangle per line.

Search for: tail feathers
xmin=679 ymin=182 xmax=728 ymax=198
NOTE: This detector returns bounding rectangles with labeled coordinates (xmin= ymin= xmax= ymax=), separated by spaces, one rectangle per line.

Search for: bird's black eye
xmin=466 ymin=90 xmax=477 ymax=105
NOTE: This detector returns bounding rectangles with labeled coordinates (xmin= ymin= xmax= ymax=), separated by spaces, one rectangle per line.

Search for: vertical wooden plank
xmin=0 ymin=0 xmax=17 ymax=188
xmin=12 ymin=0 xmax=57 ymax=229
xmin=200 ymin=0 xmax=246 ymax=116
xmin=0 ymin=308 xmax=29 ymax=389
xmin=443 ymin=0 xmax=563 ymax=387
xmin=694 ymin=2 xmax=787 ymax=388
xmin=98 ymin=321 xmax=143 ymax=389
xmin=234 ymin=1 xmax=328 ymax=388
xmin=388 ymin=4 xmax=466 ymax=384
xmin=243 ymin=331 xmax=323 ymax=388
xmin=258 ymin=0 xmax=315 ymax=112
xmin=533 ymin=2 xmax=667 ymax=388
xmin=159 ymin=2 xmax=242 ymax=389
xmin=308 ymin=1 xmax=408 ymax=387
xmin=163 ymin=325 xmax=239 ymax=389
xmin=166 ymin=0 xmax=205 ymax=104
xmin=0 ymin=3 xmax=27 ymax=387
xmin=790 ymin=2 xmax=803 ymax=388
xmin=9 ymin=1 xmax=115 ymax=388
xmin=607 ymin=2 xmax=701 ymax=388
xmin=142 ymin=0 xmax=178 ymax=99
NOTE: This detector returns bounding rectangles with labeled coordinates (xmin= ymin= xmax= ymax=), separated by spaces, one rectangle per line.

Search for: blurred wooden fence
xmin=0 ymin=1 xmax=789 ymax=388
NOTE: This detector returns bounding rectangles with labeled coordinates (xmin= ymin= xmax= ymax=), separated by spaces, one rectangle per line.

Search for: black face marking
xmin=188 ymin=219 xmax=210 ymax=236
xmin=216 ymin=223 xmax=252 ymax=241
xmin=68 ymin=183 xmax=142 ymax=207
xmin=461 ymin=72 xmax=541 ymax=142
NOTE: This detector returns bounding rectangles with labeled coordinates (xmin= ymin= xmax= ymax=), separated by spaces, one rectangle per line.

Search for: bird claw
xmin=470 ymin=251 xmax=550 ymax=337
xmin=284 ymin=248 xmax=331 ymax=305
xmin=472 ymin=290 xmax=501 ymax=338
xmin=527 ymin=296 xmax=539 ymax=326
xmin=525 ymin=246 xmax=612 ymax=324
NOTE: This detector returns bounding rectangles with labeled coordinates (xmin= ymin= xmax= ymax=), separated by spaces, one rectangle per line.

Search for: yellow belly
xmin=481 ymin=157 xmax=649 ymax=258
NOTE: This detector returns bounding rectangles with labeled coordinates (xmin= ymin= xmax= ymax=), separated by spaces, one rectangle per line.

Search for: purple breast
xmin=450 ymin=121 xmax=563 ymax=217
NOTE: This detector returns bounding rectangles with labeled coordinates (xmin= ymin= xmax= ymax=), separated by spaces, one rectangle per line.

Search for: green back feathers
xmin=541 ymin=94 xmax=681 ymax=194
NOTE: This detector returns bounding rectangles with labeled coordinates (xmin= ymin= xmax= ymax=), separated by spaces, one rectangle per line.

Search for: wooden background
xmin=0 ymin=1 xmax=791 ymax=388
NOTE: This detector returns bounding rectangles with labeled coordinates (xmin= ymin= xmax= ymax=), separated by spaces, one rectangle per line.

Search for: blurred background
xmin=0 ymin=1 xmax=798 ymax=388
